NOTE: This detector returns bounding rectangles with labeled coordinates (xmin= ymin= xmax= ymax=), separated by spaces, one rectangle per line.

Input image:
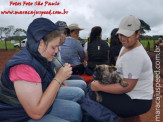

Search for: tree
xmin=14 ymin=28 xmax=27 ymax=47
xmin=4 ymin=25 xmax=15 ymax=40
xmin=139 ymin=19 xmax=151 ymax=35
xmin=14 ymin=28 xmax=26 ymax=36
xmin=0 ymin=27 xmax=4 ymax=41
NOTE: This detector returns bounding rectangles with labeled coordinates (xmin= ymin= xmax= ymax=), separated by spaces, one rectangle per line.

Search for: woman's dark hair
xmin=110 ymin=28 xmax=122 ymax=47
xmin=135 ymin=30 xmax=140 ymax=34
xmin=66 ymin=28 xmax=70 ymax=36
xmin=89 ymin=26 xmax=102 ymax=43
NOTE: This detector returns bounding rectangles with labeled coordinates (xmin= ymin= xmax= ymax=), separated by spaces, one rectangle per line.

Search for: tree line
xmin=0 ymin=26 xmax=26 ymax=41
xmin=0 ymin=19 xmax=162 ymax=41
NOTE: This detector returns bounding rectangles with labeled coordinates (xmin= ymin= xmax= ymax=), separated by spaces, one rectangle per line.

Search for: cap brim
xmin=117 ymin=29 xmax=135 ymax=37
xmin=78 ymin=28 xmax=84 ymax=31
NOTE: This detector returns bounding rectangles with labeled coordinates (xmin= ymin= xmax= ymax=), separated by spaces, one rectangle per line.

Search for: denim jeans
xmin=28 ymin=99 xmax=82 ymax=122
xmin=28 ymin=82 xmax=85 ymax=122
xmin=65 ymin=79 xmax=87 ymax=90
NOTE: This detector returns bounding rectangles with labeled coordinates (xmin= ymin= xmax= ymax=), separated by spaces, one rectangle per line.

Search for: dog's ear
xmin=112 ymin=67 xmax=117 ymax=71
xmin=95 ymin=65 xmax=100 ymax=69
xmin=108 ymin=66 xmax=117 ymax=72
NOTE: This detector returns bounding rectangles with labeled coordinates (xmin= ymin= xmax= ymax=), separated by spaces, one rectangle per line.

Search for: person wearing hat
xmin=55 ymin=21 xmax=69 ymax=46
xmin=68 ymin=23 xmax=84 ymax=40
xmin=156 ymin=37 xmax=163 ymax=47
xmin=60 ymin=23 xmax=85 ymax=75
xmin=0 ymin=18 xmax=84 ymax=122
xmin=91 ymin=15 xmax=153 ymax=119
xmin=54 ymin=21 xmax=87 ymax=89
xmin=54 ymin=20 xmax=69 ymax=62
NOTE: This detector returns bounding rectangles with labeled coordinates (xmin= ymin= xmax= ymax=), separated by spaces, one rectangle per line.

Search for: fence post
xmin=146 ymin=40 xmax=150 ymax=51
xmin=5 ymin=38 xmax=8 ymax=50
xmin=19 ymin=37 xmax=21 ymax=48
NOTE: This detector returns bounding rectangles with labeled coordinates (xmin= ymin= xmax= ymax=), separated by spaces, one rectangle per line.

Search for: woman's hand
xmin=55 ymin=63 xmax=72 ymax=83
xmin=91 ymin=80 xmax=101 ymax=91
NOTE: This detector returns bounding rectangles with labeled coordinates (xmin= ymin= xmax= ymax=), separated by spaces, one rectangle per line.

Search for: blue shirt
xmin=60 ymin=37 xmax=85 ymax=66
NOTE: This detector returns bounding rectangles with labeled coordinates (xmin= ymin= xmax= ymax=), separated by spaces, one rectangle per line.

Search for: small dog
xmin=92 ymin=64 xmax=128 ymax=102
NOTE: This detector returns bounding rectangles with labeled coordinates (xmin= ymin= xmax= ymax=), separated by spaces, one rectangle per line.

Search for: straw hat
xmin=68 ymin=23 xmax=84 ymax=31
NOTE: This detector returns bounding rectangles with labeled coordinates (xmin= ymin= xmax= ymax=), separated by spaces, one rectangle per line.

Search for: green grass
xmin=140 ymin=40 xmax=158 ymax=51
xmin=0 ymin=41 xmax=20 ymax=49
xmin=0 ymin=40 xmax=158 ymax=51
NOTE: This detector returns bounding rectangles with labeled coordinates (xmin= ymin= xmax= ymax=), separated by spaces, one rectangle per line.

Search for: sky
xmin=0 ymin=0 xmax=163 ymax=39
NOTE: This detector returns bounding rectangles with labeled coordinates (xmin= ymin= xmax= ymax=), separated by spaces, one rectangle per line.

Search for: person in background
xmin=0 ymin=18 xmax=84 ymax=122
xmin=156 ymin=37 xmax=163 ymax=46
xmin=105 ymin=38 xmax=110 ymax=47
xmin=109 ymin=28 xmax=122 ymax=66
xmin=53 ymin=21 xmax=87 ymax=90
xmin=84 ymin=26 xmax=110 ymax=75
xmin=91 ymin=15 xmax=153 ymax=119
xmin=53 ymin=21 xmax=68 ymax=62
xmin=60 ymin=23 xmax=85 ymax=75
xmin=80 ymin=39 xmax=85 ymax=47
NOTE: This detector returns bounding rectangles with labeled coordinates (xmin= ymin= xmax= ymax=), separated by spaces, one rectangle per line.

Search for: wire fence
xmin=0 ymin=39 xmax=25 ymax=50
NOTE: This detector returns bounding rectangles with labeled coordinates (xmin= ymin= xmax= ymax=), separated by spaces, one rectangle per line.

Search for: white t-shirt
xmin=84 ymin=42 xmax=88 ymax=53
xmin=116 ymin=45 xmax=153 ymax=100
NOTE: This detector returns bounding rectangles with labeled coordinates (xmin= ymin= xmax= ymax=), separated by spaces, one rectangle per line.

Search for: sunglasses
xmin=63 ymin=30 xmax=67 ymax=35
xmin=61 ymin=29 xmax=67 ymax=35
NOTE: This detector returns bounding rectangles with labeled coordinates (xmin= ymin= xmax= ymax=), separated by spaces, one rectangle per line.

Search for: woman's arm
xmin=76 ymin=40 xmax=85 ymax=63
xmin=14 ymin=79 xmax=60 ymax=119
xmin=14 ymin=63 xmax=72 ymax=120
xmin=91 ymin=78 xmax=138 ymax=94
xmin=114 ymin=56 xmax=118 ymax=62
xmin=85 ymin=52 xmax=88 ymax=61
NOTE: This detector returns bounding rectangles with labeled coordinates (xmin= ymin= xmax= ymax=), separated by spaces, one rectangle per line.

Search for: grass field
xmin=0 ymin=40 xmax=20 ymax=50
xmin=0 ymin=40 xmax=159 ymax=50
xmin=140 ymin=40 xmax=158 ymax=51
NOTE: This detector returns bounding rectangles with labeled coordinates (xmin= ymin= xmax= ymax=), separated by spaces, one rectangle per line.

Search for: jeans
xmin=28 ymin=82 xmax=85 ymax=122
xmin=68 ymin=75 xmax=85 ymax=81
xmin=28 ymin=99 xmax=82 ymax=122
xmin=65 ymin=79 xmax=87 ymax=90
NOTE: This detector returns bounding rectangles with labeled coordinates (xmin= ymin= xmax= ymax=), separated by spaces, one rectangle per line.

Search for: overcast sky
xmin=0 ymin=0 xmax=163 ymax=39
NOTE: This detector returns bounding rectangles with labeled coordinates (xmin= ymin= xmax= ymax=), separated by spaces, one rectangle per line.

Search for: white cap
xmin=117 ymin=15 xmax=140 ymax=37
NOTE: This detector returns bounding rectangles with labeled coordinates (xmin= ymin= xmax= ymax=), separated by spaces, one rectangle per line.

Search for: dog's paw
xmin=95 ymin=92 xmax=103 ymax=103
xmin=120 ymin=80 xmax=128 ymax=87
xmin=96 ymin=96 xmax=103 ymax=103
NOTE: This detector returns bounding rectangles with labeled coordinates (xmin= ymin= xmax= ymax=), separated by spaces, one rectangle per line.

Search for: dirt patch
xmin=140 ymin=82 xmax=163 ymax=122
xmin=0 ymin=50 xmax=20 ymax=76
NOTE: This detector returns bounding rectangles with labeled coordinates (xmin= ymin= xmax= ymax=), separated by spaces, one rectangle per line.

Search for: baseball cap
xmin=55 ymin=21 xmax=68 ymax=30
xmin=117 ymin=15 xmax=140 ymax=37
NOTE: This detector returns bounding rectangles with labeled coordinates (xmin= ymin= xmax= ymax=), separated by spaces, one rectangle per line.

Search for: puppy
xmin=92 ymin=64 xmax=128 ymax=102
